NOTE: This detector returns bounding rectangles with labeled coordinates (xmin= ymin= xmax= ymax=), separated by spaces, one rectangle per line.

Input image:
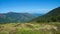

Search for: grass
xmin=0 ymin=22 xmax=60 ymax=34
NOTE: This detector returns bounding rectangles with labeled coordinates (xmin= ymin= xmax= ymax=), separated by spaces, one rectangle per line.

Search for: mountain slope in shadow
xmin=31 ymin=7 xmax=60 ymax=23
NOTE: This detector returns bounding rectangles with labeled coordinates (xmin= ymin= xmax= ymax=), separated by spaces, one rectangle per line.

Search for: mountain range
xmin=0 ymin=12 xmax=42 ymax=23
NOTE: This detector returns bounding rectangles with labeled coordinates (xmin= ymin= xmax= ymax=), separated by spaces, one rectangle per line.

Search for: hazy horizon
xmin=0 ymin=0 xmax=60 ymax=14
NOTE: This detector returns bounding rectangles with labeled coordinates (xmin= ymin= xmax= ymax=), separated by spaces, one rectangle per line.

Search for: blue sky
xmin=0 ymin=0 xmax=60 ymax=14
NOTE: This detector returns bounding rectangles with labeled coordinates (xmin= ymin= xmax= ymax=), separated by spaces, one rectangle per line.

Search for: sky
xmin=0 ymin=0 xmax=60 ymax=14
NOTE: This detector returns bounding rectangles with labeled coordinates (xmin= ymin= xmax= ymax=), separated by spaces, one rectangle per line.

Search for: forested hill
xmin=31 ymin=7 xmax=60 ymax=22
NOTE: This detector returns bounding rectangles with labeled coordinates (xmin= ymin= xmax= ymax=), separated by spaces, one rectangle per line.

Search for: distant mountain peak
xmin=7 ymin=12 xmax=17 ymax=14
xmin=8 ymin=12 xmax=15 ymax=13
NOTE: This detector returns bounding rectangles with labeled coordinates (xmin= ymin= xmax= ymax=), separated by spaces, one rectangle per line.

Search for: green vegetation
xmin=31 ymin=7 xmax=60 ymax=22
xmin=0 ymin=22 xmax=60 ymax=34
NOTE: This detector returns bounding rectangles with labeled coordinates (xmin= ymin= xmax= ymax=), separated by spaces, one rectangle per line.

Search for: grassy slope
xmin=0 ymin=22 xmax=60 ymax=34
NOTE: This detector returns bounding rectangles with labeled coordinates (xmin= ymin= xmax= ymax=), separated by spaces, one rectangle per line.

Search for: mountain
xmin=32 ymin=14 xmax=43 ymax=17
xmin=0 ymin=12 xmax=43 ymax=23
xmin=31 ymin=7 xmax=60 ymax=22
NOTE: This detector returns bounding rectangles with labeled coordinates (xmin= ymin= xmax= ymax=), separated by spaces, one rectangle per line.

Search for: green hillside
xmin=0 ymin=12 xmax=40 ymax=23
xmin=31 ymin=7 xmax=60 ymax=22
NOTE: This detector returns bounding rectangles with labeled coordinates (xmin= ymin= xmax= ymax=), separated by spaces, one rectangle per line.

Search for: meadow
xmin=0 ymin=22 xmax=60 ymax=34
